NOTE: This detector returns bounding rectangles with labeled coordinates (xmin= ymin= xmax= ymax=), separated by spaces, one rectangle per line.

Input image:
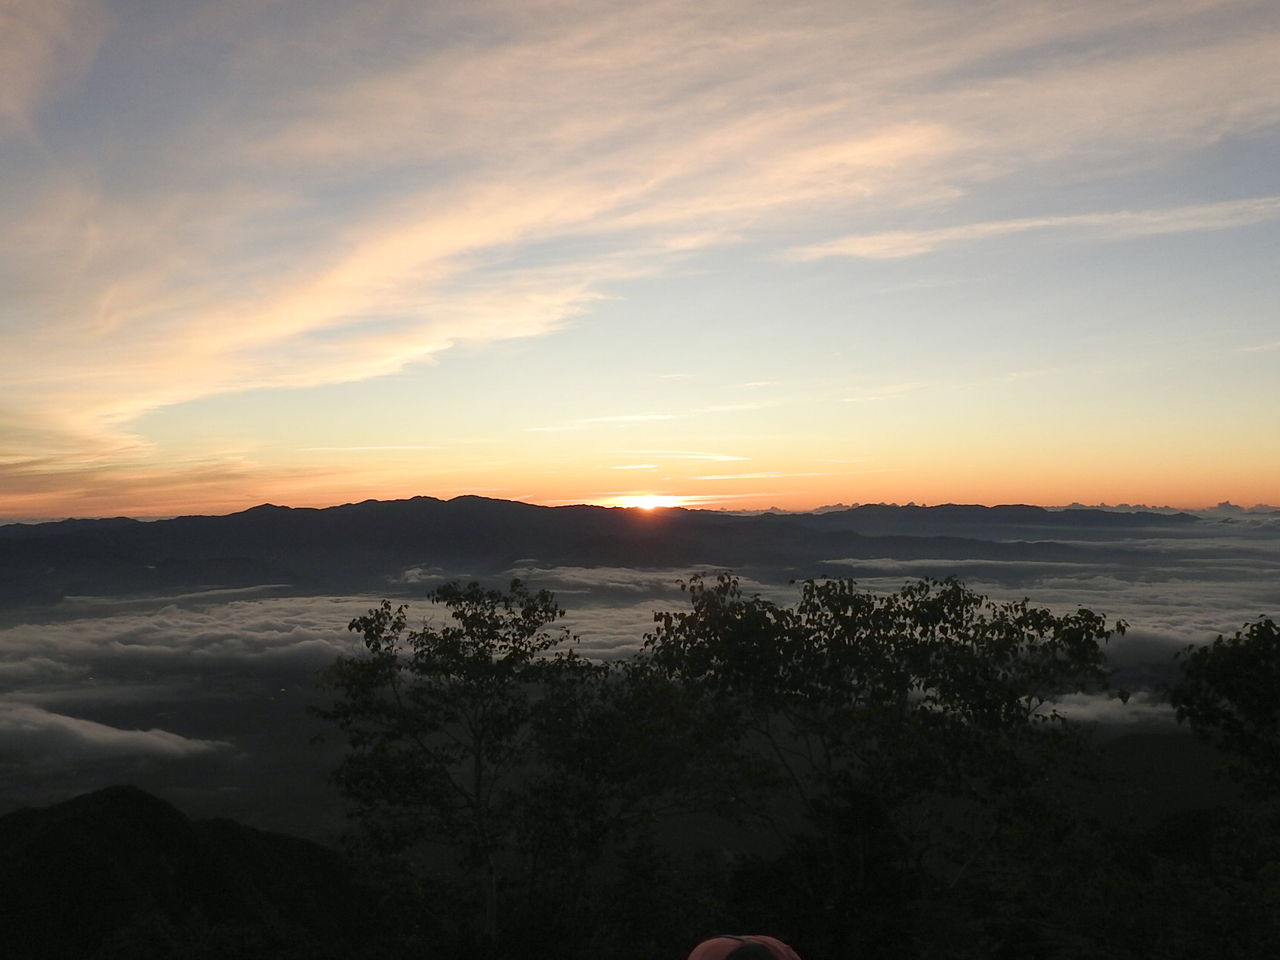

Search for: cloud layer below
xmin=0 ymin=504 xmax=1276 ymax=833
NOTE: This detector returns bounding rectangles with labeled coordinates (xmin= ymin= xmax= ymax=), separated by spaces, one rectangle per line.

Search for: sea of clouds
xmin=1 ymin=518 xmax=1276 ymax=837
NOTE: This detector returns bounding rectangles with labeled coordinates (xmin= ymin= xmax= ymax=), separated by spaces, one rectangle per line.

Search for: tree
xmin=643 ymin=575 xmax=1126 ymax=955
xmin=315 ymin=575 xmax=1133 ymax=958
xmin=1169 ymin=616 xmax=1280 ymax=796
xmin=517 ymin=653 xmax=752 ymax=958
xmin=314 ymin=579 xmax=726 ymax=959
xmin=1141 ymin=617 xmax=1280 ymax=960
xmin=313 ymin=580 xmax=579 ymax=952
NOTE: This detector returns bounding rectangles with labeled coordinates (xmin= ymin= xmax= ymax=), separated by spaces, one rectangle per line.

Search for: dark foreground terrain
xmin=3 ymin=776 xmax=1278 ymax=960
xmin=0 ymin=786 xmax=382 ymax=960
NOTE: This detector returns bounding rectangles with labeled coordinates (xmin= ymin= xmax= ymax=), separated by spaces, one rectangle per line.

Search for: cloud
xmin=1050 ymin=690 xmax=1175 ymax=726
xmin=789 ymin=196 xmax=1280 ymax=260
xmin=3 ymin=0 xmax=1280 ymax=510
xmin=0 ymin=596 xmax=363 ymax=695
xmin=0 ymin=0 xmax=104 ymax=135
xmin=0 ymin=701 xmax=229 ymax=762
xmin=813 ymin=550 xmax=1279 ymax=691
xmin=504 ymin=563 xmax=792 ymax=657
xmin=0 ymin=451 xmax=296 ymax=520
xmin=0 ymin=514 xmax=1275 ymax=827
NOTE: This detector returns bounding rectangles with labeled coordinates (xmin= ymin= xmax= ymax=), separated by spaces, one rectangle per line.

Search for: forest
xmin=309 ymin=576 xmax=1280 ymax=960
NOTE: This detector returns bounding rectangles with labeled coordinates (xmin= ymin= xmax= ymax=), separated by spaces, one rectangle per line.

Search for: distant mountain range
xmin=0 ymin=496 xmax=1212 ymax=609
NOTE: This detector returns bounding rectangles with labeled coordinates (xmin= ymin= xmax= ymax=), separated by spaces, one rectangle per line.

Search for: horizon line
xmin=2 ymin=493 xmax=1276 ymax=526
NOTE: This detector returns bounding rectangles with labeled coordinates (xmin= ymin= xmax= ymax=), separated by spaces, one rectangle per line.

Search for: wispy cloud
xmin=789 ymin=196 xmax=1280 ymax=260
xmin=0 ymin=0 xmax=104 ymax=134
xmin=3 ymin=0 xmax=1279 ymax=511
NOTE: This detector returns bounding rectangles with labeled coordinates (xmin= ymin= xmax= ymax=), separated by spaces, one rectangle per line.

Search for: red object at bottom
xmin=686 ymin=934 xmax=803 ymax=960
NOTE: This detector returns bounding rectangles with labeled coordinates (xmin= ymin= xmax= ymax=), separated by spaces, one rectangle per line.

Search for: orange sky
xmin=2 ymin=0 xmax=1278 ymax=520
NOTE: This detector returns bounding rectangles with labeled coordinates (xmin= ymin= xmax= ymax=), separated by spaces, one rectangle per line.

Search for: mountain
xmin=0 ymin=785 xmax=379 ymax=960
xmin=0 ymin=495 xmax=1208 ymax=610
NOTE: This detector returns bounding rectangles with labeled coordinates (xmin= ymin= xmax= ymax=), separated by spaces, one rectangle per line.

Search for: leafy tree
xmin=1169 ymin=616 xmax=1280 ymax=796
xmin=313 ymin=580 xmax=578 ymax=951
xmin=643 ymin=575 xmax=1126 ymax=955
xmin=315 ymin=574 xmax=1132 ymax=958
xmin=519 ymin=649 xmax=767 ymax=957
xmin=524 ymin=651 xmax=745 ymax=869
xmin=314 ymin=580 xmax=730 ymax=958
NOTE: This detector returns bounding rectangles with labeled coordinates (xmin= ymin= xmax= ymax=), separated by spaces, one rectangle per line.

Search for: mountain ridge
xmin=0 ymin=495 xmax=1208 ymax=611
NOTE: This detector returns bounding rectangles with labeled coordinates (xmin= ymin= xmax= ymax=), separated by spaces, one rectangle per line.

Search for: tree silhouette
xmin=644 ymin=575 xmax=1126 ymax=954
xmin=1170 ymin=616 xmax=1280 ymax=796
xmin=314 ymin=580 xmax=580 ymax=950
xmin=316 ymin=575 xmax=1134 ymax=958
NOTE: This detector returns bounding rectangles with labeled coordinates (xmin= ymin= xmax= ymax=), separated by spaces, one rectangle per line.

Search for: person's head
xmin=686 ymin=934 xmax=801 ymax=960
xmin=722 ymin=943 xmax=775 ymax=960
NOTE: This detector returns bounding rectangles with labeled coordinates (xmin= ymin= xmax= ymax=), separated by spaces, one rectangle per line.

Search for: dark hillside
xmin=0 ymin=786 xmax=378 ymax=960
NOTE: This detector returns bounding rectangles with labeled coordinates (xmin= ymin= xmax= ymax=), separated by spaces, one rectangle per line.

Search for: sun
xmin=615 ymin=494 xmax=685 ymax=510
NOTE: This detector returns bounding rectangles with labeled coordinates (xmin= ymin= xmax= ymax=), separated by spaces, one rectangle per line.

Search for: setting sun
xmin=614 ymin=494 xmax=686 ymax=510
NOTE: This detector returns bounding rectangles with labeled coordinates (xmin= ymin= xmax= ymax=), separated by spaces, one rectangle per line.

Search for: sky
xmin=2 ymin=0 xmax=1278 ymax=519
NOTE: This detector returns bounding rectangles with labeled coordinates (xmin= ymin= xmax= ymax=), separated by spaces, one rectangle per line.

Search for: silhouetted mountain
xmin=0 ymin=495 xmax=1208 ymax=609
xmin=0 ymin=785 xmax=379 ymax=960
xmin=791 ymin=502 xmax=1202 ymax=539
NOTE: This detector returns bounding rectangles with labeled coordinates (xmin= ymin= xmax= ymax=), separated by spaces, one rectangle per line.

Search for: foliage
xmin=645 ymin=574 xmax=1122 ymax=814
xmin=524 ymin=651 xmax=747 ymax=862
xmin=320 ymin=575 xmax=1280 ymax=960
xmin=313 ymin=579 xmax=729 ymax=957
xmin=643 ymin=575 xmax=1126 ymax=955
xmin=1169 ymin=616 xmax=1280 ymax=796
xmin=313 ymin=580 xmax=578 ymax=949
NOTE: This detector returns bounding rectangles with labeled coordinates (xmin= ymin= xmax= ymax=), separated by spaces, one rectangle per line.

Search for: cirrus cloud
xmin=2 ymin=0 xmax=1279 ymax=512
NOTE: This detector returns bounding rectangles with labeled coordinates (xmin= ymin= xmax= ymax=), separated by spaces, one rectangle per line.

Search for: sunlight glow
xmin=613 ymin=494 xmax=687 ymax=510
